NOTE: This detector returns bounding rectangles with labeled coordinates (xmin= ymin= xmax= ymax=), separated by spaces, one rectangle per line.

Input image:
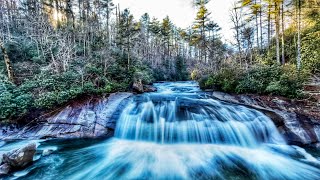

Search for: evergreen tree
xmin=116 ymin=9 xmax=139 ymax=69
xmin=161 ymin=16 xmax=172 ymax=58
xmin=192 ymin=0 xmax=211 ymax=62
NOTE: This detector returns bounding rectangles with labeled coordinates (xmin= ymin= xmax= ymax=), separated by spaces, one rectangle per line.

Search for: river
xmin=1 ymin=81 xmax=320 ymax=179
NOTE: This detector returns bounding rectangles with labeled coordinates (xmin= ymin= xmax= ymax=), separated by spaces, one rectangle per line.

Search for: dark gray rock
xmin=0 ymin=163 xmax=11 ymax=175
xmin=2 ymin=143 xmax=36 ymax=169
xmin=132 ymin=80 xmax=144 ymax=93
xmin=1 ymin=93 xmax=132 ymax=140
xmin=211 ymin=92 xmax=320 ymax=147
xmin=144 ymin=85 xmax=157 ymax=92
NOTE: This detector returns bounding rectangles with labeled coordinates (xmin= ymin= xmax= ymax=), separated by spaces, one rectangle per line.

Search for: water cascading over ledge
xmin=100 ymin=81 xmax=319 ymax=179
xmin=115 ymin=95 xmax=285 ymax=146
xmin=7 ymin=81 xmax=320 ymax=180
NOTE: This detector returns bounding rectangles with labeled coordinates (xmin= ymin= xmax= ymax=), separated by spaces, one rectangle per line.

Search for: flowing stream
xmin=1 ymin=81 xmax=320 ymax=179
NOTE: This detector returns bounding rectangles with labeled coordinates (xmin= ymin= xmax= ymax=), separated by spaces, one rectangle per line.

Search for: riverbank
xmin=1 ymin=82 xmax=320 ymax=148
xmin=0 ymin=93 xmax=132 ymax=140
xmin=211 ymin=92 xmax=320 ymax=148
xmin=1 ymin=81 xmax=320 ymax=179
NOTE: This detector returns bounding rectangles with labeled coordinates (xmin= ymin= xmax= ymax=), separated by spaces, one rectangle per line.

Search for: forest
xmin=0 ymin=0 xmax=319 ymax=122
xmin=1 ymin=1 xmax=320 ymax=179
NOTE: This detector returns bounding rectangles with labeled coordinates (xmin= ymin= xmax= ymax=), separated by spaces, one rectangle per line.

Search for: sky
xmin=114 ymin=0 xmax=237 ymax=43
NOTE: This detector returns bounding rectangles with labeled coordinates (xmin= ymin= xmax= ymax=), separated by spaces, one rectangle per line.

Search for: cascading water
xmin=1 ymin=81 xmax=320 ymax=179
xmin=115 ymin=93 xmax=284 ymax=146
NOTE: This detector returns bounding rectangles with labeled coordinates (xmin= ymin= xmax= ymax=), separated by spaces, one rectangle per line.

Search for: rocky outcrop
xmin=132 ymin=79 xmax=157 ymax=93
xmin=0 ymin=143 xmax=36 ymax=175
xmin=132 ymin=80 xmax=144 ymax=93
xmin=1 ymin=93 xmax=132 ymax=140
xmin=212 ymin=92 xmax=320 ymax=148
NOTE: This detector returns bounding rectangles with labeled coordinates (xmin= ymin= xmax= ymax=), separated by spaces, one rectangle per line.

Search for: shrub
xmin=0 ymin=79 xmax=33 ymax=121
xmin=133 ymin=69 xmax=154 ymax=85
xmin=198 ymin=75 xmax=210 ymax=89
xmin=199 ymin=65 xmax=306 ymax=98
xmin=302 ymin=30 xmax=320 ymax=73
xmin=34 ymin=92 xmax=59 ymax=109
xmin=266 ymin=65 xmax=306 ymax=97
xmin=203 ymin=68 xmax=242 ymax=93
xmin=236 ymin=65 xmax=282 ymax=94
xmin=191 ymin=70 xmax=200 ymax=80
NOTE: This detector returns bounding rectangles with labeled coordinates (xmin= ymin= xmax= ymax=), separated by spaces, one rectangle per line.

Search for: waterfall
xmin=115 ymin=95 xmax=285 ymax=146
xmin=104 ymin=81 xmax=319 ymax=179
xmin=5 ymin=81 xmax=319 ymax=180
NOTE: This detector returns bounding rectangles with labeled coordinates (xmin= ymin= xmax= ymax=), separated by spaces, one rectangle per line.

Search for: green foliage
xmin=236 ymin=65 xmax=282 ymax=94
xmin=0 ymin=78 xmax=34 ymax=121
xmin=204 ymin=68 xmax=241 ymax=92
xmin=175 ymin=56 xmax=189 ymax=81
xmin=133 ymin=70 xmax=154 ymax=85
xmin=152 ymin=56 xmax=189 ymax=82
xmin=198 ymin=75 xmax=210 ymax=89
xmin=0 ymin=42 xmax=161 ymax=122
xmin=265 ymin=65 xmax=307 ymax=98
xmin=200 ymin=65 xmax=305 ymax=98
xmin=302 ymin=30 xmax=320 ymax=73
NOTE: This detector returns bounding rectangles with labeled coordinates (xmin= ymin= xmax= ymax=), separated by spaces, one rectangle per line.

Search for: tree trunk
xmin=106 ymin=4 xmax=110 ymax=46
xmin=268 ymin=4 xmax=271 ymax=49
xmin=297 ymin=0 xmax=302 ymax=70
xmin=275 ymin=2 xmax=281 ymax=64
xmin=259 ymin=0 xmax=263 ymax=48
xmin=281 ymin=3 xmax=285 ymax=65
xmin=0 ymin=40 xmax=15 ymax=83
xmin=127 ymin=17 xmax=130 ymax=70
xmin=254 ymin=0 xmax=259 ymax=49
xmin=66 ymin=0 xmax=75 ymax=29
xmin=54 ymin=0 xmax=60 ymax=28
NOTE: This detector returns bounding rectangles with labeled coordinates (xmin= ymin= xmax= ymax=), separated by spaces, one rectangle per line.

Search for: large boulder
xmin=2 ymin=143 xmax=36 ymax=169
xmin=132 ymin=80 xmax=144 ymax=93
xmin=0 ymin=143 xmax=36 ymax=176
xmin=132 ymin=79 xmax=157 ymax=93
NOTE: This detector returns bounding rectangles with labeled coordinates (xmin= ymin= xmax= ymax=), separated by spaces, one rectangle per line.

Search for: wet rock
xmin=211 ymin=92 xmax=320 ymax=147
xmin=132 ymin=80 xmax=144 ymax=93
xmin=0 ymin=143 xmax=36 ymax=176
xmin=143 ymin=85 xmax=157 ymax=92
xmin=0 ymin=163 xmax=11 ymax=175
xmin=2 ymin=143 xmax=36 ymax=168
xmin=1 ymin=93 xmax=132 ymax=140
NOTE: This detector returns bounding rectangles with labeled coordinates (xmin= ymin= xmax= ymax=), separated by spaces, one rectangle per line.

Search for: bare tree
xmin=281 ymin=2 xmax=285 ymax=65
xmin=275 ymin=1 xmax=281 ymax=64
xmin=296 ymin=0 xmax=301 ymax=70
xmin=230 ymin=3 xmax=243 ymax=66
xmin=0 ymin=39 xmax=15 ymax=83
